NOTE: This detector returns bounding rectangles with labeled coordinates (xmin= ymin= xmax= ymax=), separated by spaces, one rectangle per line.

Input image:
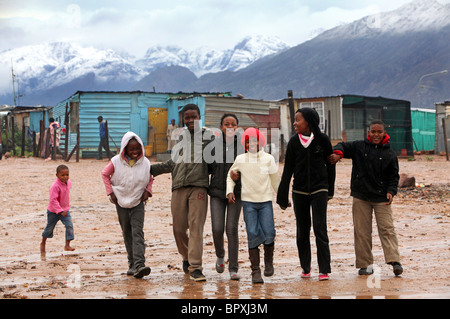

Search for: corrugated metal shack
xmin=53 ymin=91 xmax=282 ymax=158
xmin=435 ymin=101 xmax=450 ymax=155
xmin=278 ymin=94 xmax=413 ymax=156
xmin=0 ymin=104 xmax=52 ymax=156
xmin=53 ymin=91 xmax=192 ymax=158
xmin=411 ymin=108 xmax=436 ymax=152
xmin=169 ymin=94 xmax=282 ymax=137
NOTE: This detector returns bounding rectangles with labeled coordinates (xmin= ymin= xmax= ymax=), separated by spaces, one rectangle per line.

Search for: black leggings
xmin=292 ymin=191 xmax=331 ymax=274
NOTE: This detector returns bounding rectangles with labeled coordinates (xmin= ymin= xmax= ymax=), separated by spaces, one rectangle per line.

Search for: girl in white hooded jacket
xmin=101 ymin=131 xmax=153 ymax=278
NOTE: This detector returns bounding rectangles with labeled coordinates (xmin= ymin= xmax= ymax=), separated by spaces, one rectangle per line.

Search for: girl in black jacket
xmin=208 ymin=113 xmax=244 ymax=280
xmin=277 ymin=108 xmax=336 ymax=281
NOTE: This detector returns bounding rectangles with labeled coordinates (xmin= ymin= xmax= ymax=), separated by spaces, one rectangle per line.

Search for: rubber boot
xmin=249 ymin=247 xmax=264 ymax=284
xmin=264 ymin=243 xmax=274 ymax=277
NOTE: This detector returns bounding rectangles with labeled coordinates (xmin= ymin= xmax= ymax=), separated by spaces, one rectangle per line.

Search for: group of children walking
xmin=41 ymin=104 xmax=403 ymax=283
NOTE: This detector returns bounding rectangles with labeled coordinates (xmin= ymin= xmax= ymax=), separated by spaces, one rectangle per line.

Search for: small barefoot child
xmin=226 ymin=128 xmax=280 ymax=284
xmin=101 ymin=131 xmax=153 ymax=279
xmin=41 ymin=164 xmax=75 ymax=256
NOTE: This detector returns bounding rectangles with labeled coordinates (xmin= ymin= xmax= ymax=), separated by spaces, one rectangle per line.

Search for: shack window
xmin=343 ymin=108 xmax=363 ymax=130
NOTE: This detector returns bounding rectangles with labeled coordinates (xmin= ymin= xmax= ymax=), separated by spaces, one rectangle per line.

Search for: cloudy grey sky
xmin=1 ymin=0 xmax=449 ymax=57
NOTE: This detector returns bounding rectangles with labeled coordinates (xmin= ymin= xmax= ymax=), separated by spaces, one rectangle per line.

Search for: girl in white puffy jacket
xmin=101 ymin=131 xmax=153 ymax=278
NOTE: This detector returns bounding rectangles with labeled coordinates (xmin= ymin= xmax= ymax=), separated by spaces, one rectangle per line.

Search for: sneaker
xmin=301 ymin=271 xmax=311 ymax=278
xmin=318 ymin=273 xmax=329 ymax=281
xmin=126 ymin=267 xmax=135 ymax=276
xmin=182 ymin=260 xmax=190 ymax=274
xmin=391 ymin=262 xmax=403 ymax=276
xmin=134 ymin=266 xmax=151 ymax=279
xmin=230 ymin=272 xmax=240 ymax=281
xmin=216 ymin=257 xmax=225 ymax=273
xmin=190 ymin=269 xmax=206 ymax=282
xmin=358 ymin=267 xmax=374 ymax=275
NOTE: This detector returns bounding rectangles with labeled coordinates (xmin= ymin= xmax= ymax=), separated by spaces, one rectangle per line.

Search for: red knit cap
xmin=241 ymin=128 xmax=267 ymax=150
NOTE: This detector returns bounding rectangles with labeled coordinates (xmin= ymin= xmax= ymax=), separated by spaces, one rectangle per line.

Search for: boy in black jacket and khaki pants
xmin=329 ymin=120 xmax=403 ymax=277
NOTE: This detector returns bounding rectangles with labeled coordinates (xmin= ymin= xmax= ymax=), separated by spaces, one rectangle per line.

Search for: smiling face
xmin=56 ymin=169 xmax=69 ymax=184
xmin=293 ymin=112 xmax=310 ymax=135
xmin=220 ymin=116 xmax=238 ymax=140
xmin=246 ymin=136 xmax=260 ymax=153
xmin=368 ymin=123 xmax=386 ymax=145
xmin=125 ymin=138 xmax=142 ymax=159
xmin=183 ymin=109 xmax=200 ymax=131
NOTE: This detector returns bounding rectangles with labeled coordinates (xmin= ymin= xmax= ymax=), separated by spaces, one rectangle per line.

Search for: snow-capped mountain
xmin=0 ymin=42 xmax=145 ymax=96
xmin=181 ymin=0 xmax=450 ymax=108
xmin=135 ymin=35 xmax=290 ymax=77
xmin=0 ymin=35 xmax=289 ymax=104
xmin=319 ymin=0 xmax=450 ymax=40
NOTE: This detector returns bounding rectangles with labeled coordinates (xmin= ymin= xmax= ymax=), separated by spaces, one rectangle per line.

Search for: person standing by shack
xmin=167 ymin=118 xmax=178 ymax=154
xmin=97 ymin=116 xmax=113 ymax=160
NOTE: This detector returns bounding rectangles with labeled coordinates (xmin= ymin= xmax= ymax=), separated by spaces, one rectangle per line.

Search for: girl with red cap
xmin=226 ymin=127 xmax=281 ymax=284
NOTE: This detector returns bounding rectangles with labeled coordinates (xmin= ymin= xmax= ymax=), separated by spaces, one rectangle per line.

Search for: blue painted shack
xmin=52 ymin=91 xmax=235 ymax=158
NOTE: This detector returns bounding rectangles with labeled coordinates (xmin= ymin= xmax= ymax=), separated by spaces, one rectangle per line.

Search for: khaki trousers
xmin=352 ymin=197 xmax=400 ymax=268
xmin=171 ymin=187 xmax=208 ymax=272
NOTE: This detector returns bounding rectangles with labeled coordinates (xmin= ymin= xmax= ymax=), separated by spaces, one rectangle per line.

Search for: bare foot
xmin=40 ymin=242 xmax=46 ymax=254
xmin=64 ymin=246 xmax=75 ymax=251
xmin=40 ymin=242 xmax=46 ymax=260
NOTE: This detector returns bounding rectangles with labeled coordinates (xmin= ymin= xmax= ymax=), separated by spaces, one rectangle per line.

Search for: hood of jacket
xmin=366 ymin=133 xmax=391 ymax=145
xmin=119 ymin=131 xmax=145 ymax=164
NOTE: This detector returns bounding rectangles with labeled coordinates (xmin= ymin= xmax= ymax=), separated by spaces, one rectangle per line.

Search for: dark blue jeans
xmin=42 ymin=210 xmax=74 ymax=240
xmin=242 ymin=201 xmax=275 ymax=249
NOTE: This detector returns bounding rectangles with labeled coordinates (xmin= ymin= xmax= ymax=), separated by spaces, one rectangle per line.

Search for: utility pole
xmin=11 ymin=59 xmax=16 ymax=106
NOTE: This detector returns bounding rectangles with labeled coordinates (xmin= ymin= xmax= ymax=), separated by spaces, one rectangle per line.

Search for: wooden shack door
xmin=148 ymin=108 xmax=168 ymax=154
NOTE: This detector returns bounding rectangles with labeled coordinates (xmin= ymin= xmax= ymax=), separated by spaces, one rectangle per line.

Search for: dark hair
xmin=49 ymin=118 xmax=55 ymax=123
xmin=296 ymin=107 xmax=321 ymax=136
xmin=369 ymin=120 xmax=385 ymax=129
xmin=220 ymin=113 xmax=239 ymax=125
xmin=56 ymin=164 xmax=69 ymax=173
xmin=181 ymin=104 xmax=200 ymax=117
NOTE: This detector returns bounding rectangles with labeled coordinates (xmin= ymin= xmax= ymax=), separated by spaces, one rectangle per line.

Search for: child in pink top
xmin=40 ymin=165 xmax=75 ymax=257
xmin=101 ymin=132 xmax=153 ymax=279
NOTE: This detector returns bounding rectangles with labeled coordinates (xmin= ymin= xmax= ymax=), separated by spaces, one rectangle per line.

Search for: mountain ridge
xmin=1 ymin=0 xmax=449 ymax=108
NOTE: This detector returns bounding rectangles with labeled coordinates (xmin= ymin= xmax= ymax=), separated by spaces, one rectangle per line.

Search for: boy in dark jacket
xmin=328 ymin=120 xmax=403 ymax=276
xmin=151 ymin=104 xmax=212 ymax=282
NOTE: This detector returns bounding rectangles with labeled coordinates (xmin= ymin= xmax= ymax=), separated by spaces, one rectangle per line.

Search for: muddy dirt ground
xmin=0 ymin=155 xmax=448 ymax=301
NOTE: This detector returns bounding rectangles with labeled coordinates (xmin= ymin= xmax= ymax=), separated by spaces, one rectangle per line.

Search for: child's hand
xmin=109 ymin=193 xmax=118 ymax=205
xmin=141 ymin=191 xmax=151 ymax=202
xmin=230 ymin=170 xmax=240 ymax=181
xmin=61 ymin=211 xmax=69 ymax=217
xmin=280 ymin=202 xmax=291 ymax=210
xmin=328 ymin=154 xmax=340 ymax=164
xmin=386 ymin=193 xmax=393 ymax=205
xmin=227 ymin=193 xmax=235 ymax=204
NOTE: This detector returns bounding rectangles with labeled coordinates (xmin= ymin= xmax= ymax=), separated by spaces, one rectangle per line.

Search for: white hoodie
xmin=108 ymin=131 xmax=151 ymax=208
